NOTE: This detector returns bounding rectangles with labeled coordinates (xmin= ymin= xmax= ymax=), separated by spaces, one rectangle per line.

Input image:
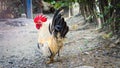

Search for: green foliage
xmin=103 ymin=17 xmax=114 ymax=26
xmin=77 ymin=0 xmax=120 ymax=36
xmin=44 ymin=0 xmax=119 ymax=36
xmin=50 ymin=1 xmax=69 ymax=9
xmin=104 ymin=5 xmax=113 ymax=15
xmin=116 ymin=2 xmax=120 ymax=8
xmin=97 ymin=13 xmax=104 ymax=18
xmin=44 ymin=0 xmax=77 ymax=9
xmin=86 ymin=15 xmax=93 ymax=22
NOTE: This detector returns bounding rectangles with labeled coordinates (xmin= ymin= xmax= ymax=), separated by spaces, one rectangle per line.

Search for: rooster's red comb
xmin=34 ymin=14 xmax=47 ymax=30
xmin=34 ymin=14 xmax=47 ymax=24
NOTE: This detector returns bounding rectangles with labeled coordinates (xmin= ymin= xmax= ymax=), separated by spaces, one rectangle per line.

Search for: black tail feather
xmin=49 ymin=7 xmax=69 ymax=38
xmin=52 ymin=6 xmax=65 ymax=21
xmin=61 ymin=26 xmax=69 ymax=37
xmin=49 ymin=23 xmax=52 ymax=35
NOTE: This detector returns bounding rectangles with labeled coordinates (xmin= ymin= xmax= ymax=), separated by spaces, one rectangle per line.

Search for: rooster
xmin=34 ymin=7 xmax=69 ymax=64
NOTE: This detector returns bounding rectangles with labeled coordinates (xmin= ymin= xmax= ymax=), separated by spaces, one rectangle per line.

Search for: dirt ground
xmin=0 ymin=14 xmax=120 ymax=68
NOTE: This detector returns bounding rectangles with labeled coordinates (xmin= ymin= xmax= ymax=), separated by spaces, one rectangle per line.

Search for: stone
xmin=75 ymin=66 xmax=94 ymax=68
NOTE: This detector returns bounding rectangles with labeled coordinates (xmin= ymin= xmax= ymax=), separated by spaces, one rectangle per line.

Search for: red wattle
xmin=36 ymin=24 xmax=42 ymax=29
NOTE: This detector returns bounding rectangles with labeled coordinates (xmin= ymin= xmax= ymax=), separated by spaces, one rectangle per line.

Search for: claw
xmin=46 ymin=60 xmax=54 ymax=64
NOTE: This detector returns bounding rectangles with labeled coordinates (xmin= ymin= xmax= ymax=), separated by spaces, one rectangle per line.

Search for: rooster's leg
xmin=46 ymin=55 xmax=55 ymax=64
xmin=57 ymin=46 xmax=63 ymax=57
xmin=37 ymin=43 xmax=40 ymax=49
xmin=58 ymin=50 xmax=60 ymax=57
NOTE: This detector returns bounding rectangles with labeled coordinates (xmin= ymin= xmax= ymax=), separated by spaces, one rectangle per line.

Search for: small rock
xmin=109 ymin=43 xmax=116 ymax=48
xmin=82 ymin=58 xmax=86 ymax=62
xmin=115 ymin=39 xmax=120 ymax=45
xmin=0 ymin=60 xmax=4 ymax=63
xmin=104 ymin=61 xmax=109 ymax=64
xmin=83 ymin=52 xmax=90 ymax=55
xmin=21 ymin=13 xmax=26 ymax=18
xmin=75 ymin=66 xmax=94 ymax=68
xmin=71 ymin=24 xmax=78 ymax=30
xmin=8 ymin=61 xmax=13 ymax=64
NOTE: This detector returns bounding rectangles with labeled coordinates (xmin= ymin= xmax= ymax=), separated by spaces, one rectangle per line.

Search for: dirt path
xmin=0 ymin=15 xmax=119 ymax=68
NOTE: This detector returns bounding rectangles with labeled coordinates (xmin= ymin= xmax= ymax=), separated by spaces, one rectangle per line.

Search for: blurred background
xmin=0 ymin=0 xmax=120 ymax=36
